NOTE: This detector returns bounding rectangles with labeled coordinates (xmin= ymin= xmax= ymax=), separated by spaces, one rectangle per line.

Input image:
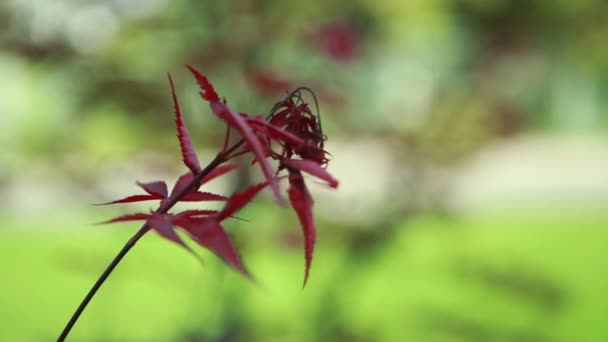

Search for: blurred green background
xmin=1 ymin=0 xmax=608 ymax=341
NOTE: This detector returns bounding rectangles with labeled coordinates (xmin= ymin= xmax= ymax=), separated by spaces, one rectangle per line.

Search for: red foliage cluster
xmin=306 ymin=19 xmax=360 ymax=62
xmin=244 ymin=68 xmax=294 ymax=96
xmin=104 ymin=65 xmax=338 ymax=286
xmin=244 ymin=19 xmax=360 ymax=107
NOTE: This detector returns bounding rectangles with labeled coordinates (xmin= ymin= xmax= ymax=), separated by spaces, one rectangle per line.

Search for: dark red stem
xmin=58 ymin=143 xmax=242 ymax=341
xmin=58 ymin=86 xmax=304 ymax=341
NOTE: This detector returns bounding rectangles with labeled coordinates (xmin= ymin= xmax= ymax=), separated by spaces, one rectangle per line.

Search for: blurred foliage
xmin=2 ymin=211 xmax=608 ymax=341
xmin=2 ymin=0 xmax=607 ymax=215
xmin=1 ymin=0 xmax=607 ymax=341
xmin=2 ymin=0 xmax=607 ymax=149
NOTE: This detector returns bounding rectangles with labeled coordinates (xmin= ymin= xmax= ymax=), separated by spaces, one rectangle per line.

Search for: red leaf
xmin=168 ymin=73 xmax=202 ymax=174
xmin=182 ymin=191 xmax=228 ymax=202
xmin=184 ymin=66 xmax=281 ymax=203
xmin=247 ymin=116 xmax=306 ymax=147
xmin=97 ymin=194 xmax=162 ymax=205
xmin=147 ymin=213 xmax=194 ymax=253
xmin=267 ymin=125 xmax=308 ymax=147
xmin=137 ymin=181 xmax=168 ymax=198
xmin=175 ymin=210 xmax=219 ymax=219
xmin=268 ymin=102 xmax=294 ymax=127
xmin=306 ymin=20 xmax=360 ymax=62
xmin=209 ymin=101 xmax=283 ymax=204
xmin=169 ymin=173 xmax=227 ymax=202
xmin=201 ymin=163 xmax=240 ymax=184
xmin=245 ymin=69 xmax=293 ymax=95
xmin=178 ymin=218 xmax=249 ymax=276
xmin=170 ymin=164 xmax=239 ymax=199
xmin=282 ymin=158 xmax=339 ymax=188
xmin=287 ymin=170 xmax=316 ymax=287
xmin=241 ymin=141 xmax=273 ymax=167
xmin=101 ymin=213 xmax=150 ymax=224
xmin=218 ymin=182 xmax=269 ymax=221
xmin=239 ymin=129 xmax=273 ymax=165
xmin=185 ymin=65 xmax=220 ymax=102
xmin=170 ymin=172 xmax=195 ymax=197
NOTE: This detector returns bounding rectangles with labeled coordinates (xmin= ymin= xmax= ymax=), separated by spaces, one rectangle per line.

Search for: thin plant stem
xmin=58 ymin=87 xmax=305 ymax=341
xmin=58 ymin=143 xmax=243 ymax=341
xmin=57 ymin=224 xmax=149 ymax=342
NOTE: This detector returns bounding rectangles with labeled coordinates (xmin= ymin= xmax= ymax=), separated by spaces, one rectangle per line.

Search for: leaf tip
xmin=185 ymin=64 xmax=220 ymax=102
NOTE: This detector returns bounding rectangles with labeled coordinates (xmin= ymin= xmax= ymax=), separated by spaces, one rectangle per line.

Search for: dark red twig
xmin=58 ymin=144 xmax=241 ymax=342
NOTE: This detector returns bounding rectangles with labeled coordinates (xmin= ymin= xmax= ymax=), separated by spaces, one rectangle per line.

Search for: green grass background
xmin=2 ymin=210 xmax=607 ymax=341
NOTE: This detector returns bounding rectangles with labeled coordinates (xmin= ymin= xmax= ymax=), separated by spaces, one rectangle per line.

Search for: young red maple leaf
xmin=217 ymin=181 xmax=269 ymax=221
xmin=177 ymin=217 xmax=249 ymax=276
xmin=282 ymin=158 xmax=338 ymax=188
xmin=306 ymin=19 xmax=361 ymax=62
xmin=223 ymin=85 xmax=339 ymax=285
xmin=104 ymin=181 xmax=271 ymax=276
xmin=100 ymin=178 xmax=227 ymax=207
xmin=184 ymin=65 xmax=219 ymax=102
xmin=97 ymin=181 xmax=167 ymax=205
xmin=264 ymin=92 xmax=339 ymax=284
xmin=137 ymin=181 xmax=168 ymax=198
xmin=168 ymin=74 xmax=201 ymax=174
xmin=59 ymin=65 xmax=341 ymax=342
xmin=170 ymin=163 xmax=240 ymax=198
xmin=104 ymin=72 xmax=338 ymax=285
xmin=185 ymin=65 xmax=284 ymax=205
xmin=286 ymin=169 xmax=316 ymax=286
xmin=147 ymin=212 xmax=195 ymax=254
xmin=245 ymin=68 xmax=293 ymax=95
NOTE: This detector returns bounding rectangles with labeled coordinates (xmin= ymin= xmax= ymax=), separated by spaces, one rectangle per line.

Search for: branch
xmin=58 ymin=143 xmax=242 ymax=341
